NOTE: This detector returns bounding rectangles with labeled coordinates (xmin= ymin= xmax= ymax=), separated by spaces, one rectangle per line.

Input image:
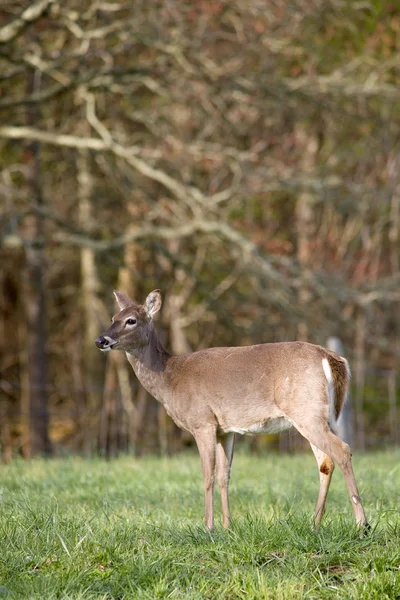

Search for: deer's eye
xmin=126 ymin=318 xmax=137 ymax=326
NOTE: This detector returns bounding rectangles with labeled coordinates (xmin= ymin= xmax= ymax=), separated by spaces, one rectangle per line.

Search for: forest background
xmin=0 ymin=0 xmax=399 ymax=461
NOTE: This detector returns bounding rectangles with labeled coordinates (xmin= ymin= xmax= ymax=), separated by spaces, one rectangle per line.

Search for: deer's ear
xmin=113 ymin=291 xmax=134 ymax=311
xmin=145 ymin=289 xmax=162 ymax=319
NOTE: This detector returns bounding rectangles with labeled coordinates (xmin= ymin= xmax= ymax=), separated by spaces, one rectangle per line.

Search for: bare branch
xmin=0 ymin=125 xmax=111 ymax=152
xmin=0 ymin=0 xmax=55 ymax=44
xmin=0 ymin=122 xmax=200 ymax=211
xmin=82 ymin=91 xmax=202 ymax=212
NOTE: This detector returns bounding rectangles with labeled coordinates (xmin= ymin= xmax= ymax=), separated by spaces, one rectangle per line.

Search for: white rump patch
xmin=322 ymin=358 xmax=335 ymax=425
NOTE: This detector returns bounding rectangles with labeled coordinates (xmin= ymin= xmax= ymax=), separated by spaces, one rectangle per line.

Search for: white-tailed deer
xmin=95 ymin=290 xmax=368 ymax=531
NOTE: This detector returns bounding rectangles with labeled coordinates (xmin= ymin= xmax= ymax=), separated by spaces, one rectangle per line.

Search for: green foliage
xmin=0 ymin=451 xmax=399 ymax=599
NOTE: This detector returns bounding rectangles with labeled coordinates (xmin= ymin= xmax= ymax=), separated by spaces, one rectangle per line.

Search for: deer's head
xmin=95 ymin=290 xmax=162 ymax=353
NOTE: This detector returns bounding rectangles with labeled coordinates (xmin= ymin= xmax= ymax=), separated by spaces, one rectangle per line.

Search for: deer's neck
xmin=126 ymin=329 xmax=171 ymax=403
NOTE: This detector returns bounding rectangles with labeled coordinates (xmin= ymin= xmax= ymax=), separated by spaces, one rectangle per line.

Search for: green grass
xmin=0 ymin=450 xmax=399 ymax=599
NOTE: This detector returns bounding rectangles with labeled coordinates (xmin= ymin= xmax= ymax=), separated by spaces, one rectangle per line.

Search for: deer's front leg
xmin=216 ymin=432 xmax=235 ymax=528
xmin=194 ymin=425 xmax=217 ymax=530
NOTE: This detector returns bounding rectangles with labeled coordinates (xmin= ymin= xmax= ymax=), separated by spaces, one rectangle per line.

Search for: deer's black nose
xmin=95 ymin=336 xmax=109 ymax=348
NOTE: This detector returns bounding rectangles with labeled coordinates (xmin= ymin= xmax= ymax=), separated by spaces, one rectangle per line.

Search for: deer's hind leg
xmin=294 ymin=418 xmax=368 ymax=527
xmin=310 ymin=443 xmax=335 ymax=525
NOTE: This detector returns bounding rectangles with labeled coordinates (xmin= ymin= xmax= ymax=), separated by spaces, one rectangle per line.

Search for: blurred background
xmin=0 ymin=0 xmax=399 ymax=461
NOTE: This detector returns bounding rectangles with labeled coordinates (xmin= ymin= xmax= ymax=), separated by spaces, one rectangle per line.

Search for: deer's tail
xmin=322 ymin=351 xmax=351 ymax=426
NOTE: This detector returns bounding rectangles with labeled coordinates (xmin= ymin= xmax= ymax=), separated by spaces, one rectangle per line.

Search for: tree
xmin=0 ymin=0 xmax=399 ymax=457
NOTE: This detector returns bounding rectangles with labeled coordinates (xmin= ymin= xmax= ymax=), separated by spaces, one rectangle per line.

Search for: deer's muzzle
xmin=95 ymin=335 xmax=117 ymax=352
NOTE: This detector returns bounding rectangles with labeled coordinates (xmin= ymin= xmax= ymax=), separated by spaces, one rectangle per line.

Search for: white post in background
xmin=326 ymin=337 xmax=354 ymax=447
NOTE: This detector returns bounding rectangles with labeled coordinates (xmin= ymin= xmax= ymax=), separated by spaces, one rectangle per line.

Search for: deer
xmin=95 ymin=290 xmax=368 ymax=531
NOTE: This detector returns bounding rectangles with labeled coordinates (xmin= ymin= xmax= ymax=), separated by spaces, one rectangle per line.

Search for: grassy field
xmin=0 ymin=450 xmax=399 ymax=599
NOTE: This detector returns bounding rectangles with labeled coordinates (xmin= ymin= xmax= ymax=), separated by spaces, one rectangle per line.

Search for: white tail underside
xmin=322 ymin=358 xmax=335 ymax=427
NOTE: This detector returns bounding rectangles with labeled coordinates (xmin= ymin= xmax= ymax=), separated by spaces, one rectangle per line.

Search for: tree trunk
xmin=21 ymin=70 xmax=51 ymax=456
xmin=77 ymin=147 xmax=108 ymax=453
xmin=0 ymin=263 xmax=17 ymax=462
xmin=295 ymin=195 xmax=313 ymax=342
xmin=295 ymin=126 xmax=319 ymax=342
xmin=354 ymin=309 xmax=366 ymax=450
xmin=388 ymin=369 xmax=398 ymax=446
xmin=21 ymin=209 xmax=51 ymax=455
xmin=388 ymin=163 xmax=399 ymax=446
